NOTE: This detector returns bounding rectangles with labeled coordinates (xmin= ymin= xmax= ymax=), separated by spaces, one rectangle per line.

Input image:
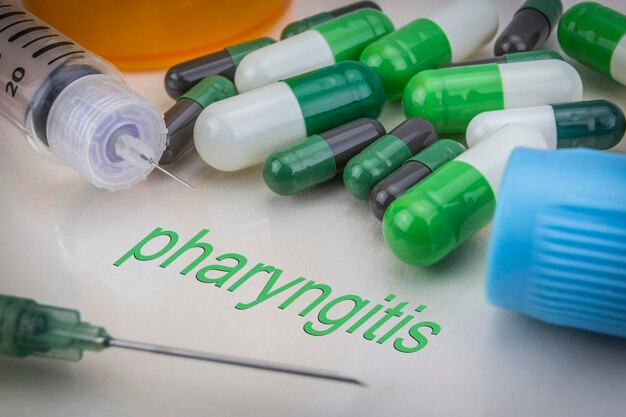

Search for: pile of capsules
xmin=161 ymin=1 xmax=626 ymax=337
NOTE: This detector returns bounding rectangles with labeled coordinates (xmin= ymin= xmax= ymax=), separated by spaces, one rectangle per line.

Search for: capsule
xmin=160 ymin=76 xmax=236 ymax=165
xmin=383 ymin=124 xmax=550 ymax=266
xmin=370 ymin=139 xmax=466 ymax=220
xmin=558 ymin=2 xmax=626 ymax=86
xmin=263 ymin=119 xmax=385 ymax=195
xmin=235 ymin=9 xmax=393 ymax=92
xmin=403 ymin=60 xmax=583 ymax=133
xmin=359 ymin=0 xmax=499 ymax=100
xmin=281 ymin=1 xmax=382 ymax=39
xmin=164 ymin=37 xmax=275 ymax=99
xmin=444 ymin=50 xmax=563 ymax=68
xmin=343 ymin=118 xmax=437 ymax=200
xmin=494 ymin=0 xmax=563 ymax=55
xmin=466 ymin=100 xmax=626 ymax=150
xmin=194 ymin=61 xmax=385 ymax=172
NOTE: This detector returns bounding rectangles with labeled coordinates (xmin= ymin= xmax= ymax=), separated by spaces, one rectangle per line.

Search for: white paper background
xmin=1 ymin=1 xmax=625 ymax=416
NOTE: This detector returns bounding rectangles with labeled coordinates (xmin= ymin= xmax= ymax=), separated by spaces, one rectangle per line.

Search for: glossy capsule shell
xmin=163 ymin=37 xmax=275 ymax=99
xmin=403 ymin=60 xmax=583 ymax=133
xmin=558 ymin=2 xmax=626 ymax=86
xmin=466 ymin=100 xmax=626 ymax=150
xmin=160 ymin=76 xmax=236 ymax=165
xmin=263 ymin=118 xmax=385 ymax=195
xmin=383 ymin=124 xmax=550 ymax=266
xmin=370 ymin=139 xmax=466 ymax=220
xmin=194 ymin=61 xmax=385 ymax=172
xmin=494 ymin=0 xmax=563 ymax=55
xmin=343 ymin=118 xmax=437 ymax=200
xmin=281 ymin=1 xmax=382 ymax=39
xmin=235 ymin=9 xmax=393 ymax=92
xmin=444 ymin=50 xmax=563 ymax=68
xmin=359 ymin=0 xmax=498 ymax=100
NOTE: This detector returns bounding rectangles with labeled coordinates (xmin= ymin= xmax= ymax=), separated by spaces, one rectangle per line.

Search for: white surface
xmin=2 ymin=1 xmax=626 ymax=417
xmin=499 ymin=60 xmax=583 ymax=108
xmin=610 ymin=34 xmax=626 ymax=86
xmin=194 ymin=81 xmax=306 ymax=171
xmin=235 ymin=30 xmax=335 ymax=92
xmin=456 ymin=124 xmax=550 ymax=196
xmin=466 ymin=106 xmax=558 ymax=148
xmin=427 ymin=0 xmax=499 ymax=61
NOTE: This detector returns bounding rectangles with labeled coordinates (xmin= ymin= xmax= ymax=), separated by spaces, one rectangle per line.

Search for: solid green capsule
xmin=343 ymin=118 xmax=437 ymax=200
xmin=264 ymin=118 xmax=385 ymax=195
xmin=281 ymin=2 xmax=382 ymax=39
xmin=558 ymin=2 xmax=626 ymax=86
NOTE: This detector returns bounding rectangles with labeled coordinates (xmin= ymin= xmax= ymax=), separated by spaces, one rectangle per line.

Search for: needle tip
xmin=149 ymin=161 xmax=196 ymax=191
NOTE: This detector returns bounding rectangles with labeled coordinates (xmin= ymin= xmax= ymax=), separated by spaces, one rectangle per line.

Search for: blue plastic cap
xmin=486 ymin=148 xmax=626 ymax=338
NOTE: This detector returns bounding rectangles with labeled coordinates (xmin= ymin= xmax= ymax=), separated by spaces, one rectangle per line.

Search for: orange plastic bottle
xmin=24 ymin=0 xmax=290 ymax=71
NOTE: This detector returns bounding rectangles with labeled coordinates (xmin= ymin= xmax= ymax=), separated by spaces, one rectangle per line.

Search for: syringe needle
xmin=114 ymin=135 xmax=196 ymax=190
xmin=106 ymin=337 xmax=363 ymax=386
xmin=147 ymin=160 xmax=196 ymax=191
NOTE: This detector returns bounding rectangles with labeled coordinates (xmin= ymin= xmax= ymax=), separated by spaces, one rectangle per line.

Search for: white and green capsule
xmin=467 ymin=100 xmax=625 ymax=150
xmin=403 ymin=60 xmax=583 ymax=133
xmin=558 ymin=2 xmax=626 ymax=86
xmin=235 ymin=9 xmax=394 ymax=92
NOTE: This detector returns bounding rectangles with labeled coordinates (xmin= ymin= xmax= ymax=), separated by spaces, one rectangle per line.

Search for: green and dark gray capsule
xmin=369 ymin=139 xmax=466 ymax=220
xmin=494 ymin=0 xmax=562 ymax=55
xmin=263 ymin=118 xmax=385 ymax=195
xmin=160 ymin=75 xmax=236 ymax=164
xmin=164 ymin=37 xmax=275 ymax=99
xmin=343 ymin=118 xmax=438 ymax=200
xmin=280 ymin=1 xmax=381 ymax=39
xmin=444 ymin=50 xmax=563 ymax=68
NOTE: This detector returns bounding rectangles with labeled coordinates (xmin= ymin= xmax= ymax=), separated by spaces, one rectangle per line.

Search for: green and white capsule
xmin=343 ymin=118 xmax=437 ymax=200
xmin=359 ymin=0 xmax=499 ymax=100
xmin=195 ymin=62 xmax=384 ymax=171
xmin=235 ymin=9 xmax=393 ymax=92
xmin=558 ymin=2 xmax=626 ymax=86
xmin=383 ymin=124 xmax=550 ymax=266
xmin=467 ymin=100 xmax=626 ymax=150
xmin=403 ymin=60 xmax=583 ymax=133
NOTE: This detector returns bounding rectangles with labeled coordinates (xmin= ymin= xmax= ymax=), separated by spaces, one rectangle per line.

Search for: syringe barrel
xmin=0 ymin=1 xmax=166 ymax=190
xmin=0 ymin=294 xmax=108 ymax=361
xmin=0 ymin=2 xmax=117 ymax=154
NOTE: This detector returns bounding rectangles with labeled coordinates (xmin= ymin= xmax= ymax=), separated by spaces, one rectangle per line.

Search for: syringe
xmin=0 ymin=1 xmax=192 ymax=191
xmin=0 ymin=294 xmax=362 ymax=385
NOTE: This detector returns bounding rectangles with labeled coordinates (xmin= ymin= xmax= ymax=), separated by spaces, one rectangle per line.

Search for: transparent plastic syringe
xmin=0 ymin=1 xmax=174 ymax=191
